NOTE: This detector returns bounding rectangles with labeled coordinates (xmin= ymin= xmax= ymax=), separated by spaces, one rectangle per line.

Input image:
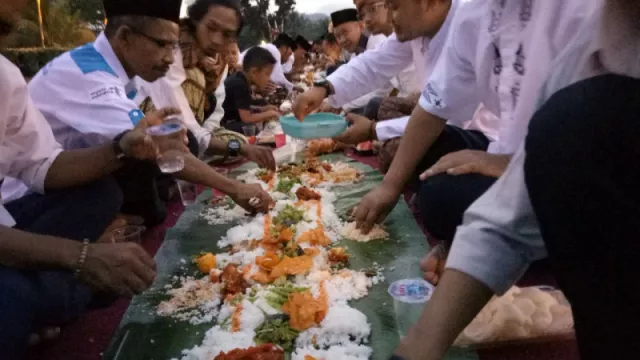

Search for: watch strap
xmin=112 ymin=131 xmax=129 ymax=160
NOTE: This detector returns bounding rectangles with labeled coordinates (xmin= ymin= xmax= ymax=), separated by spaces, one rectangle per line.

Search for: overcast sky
xmin=181 ymin=0 xmax=354 ymax=16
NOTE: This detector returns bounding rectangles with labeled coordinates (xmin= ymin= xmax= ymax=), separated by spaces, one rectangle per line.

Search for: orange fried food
xmin=295 ymin=186 xmax=321 ymax=201
xmin=256 ymin=251 xmax=281 ymax=272
xmin=281 ymin=283 xmax=328 ymax=331
xmin=210 ymin=269 xmax=222 ymax=283
xmin=305 ymin=356 xmax=319 ymax=360
xmin=214 ymin=344 xmax=284 ymax=360
xmin=269 ymin=255 xmax=313 ymax=280
xmin=231 ymin=302 xmax=243 ymax=332
xmin=297 ymin=226 xmax=331 ymax=246
xmin=278 ymin=227 xmax=294 ymax=243
xmin=306 ymin=138 xmax=336 ymax=157
xmin=328 ymin=247 xmax=350 ymax=265
xmin=303 ymin=247 xmax=321 ymax=257
xmin=196 ymin=253 xmax=216 ymax=274
xmin=259 ymin=171 xmax=275 ymax=183
xmin=251 ymin=270 xmax=271 ymax=284
xmin=221 ymin=264 xmax=249 ymax=297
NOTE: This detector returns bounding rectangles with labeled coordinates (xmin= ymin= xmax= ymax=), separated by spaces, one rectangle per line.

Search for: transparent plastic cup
xmin=111 ymin=225 xmax=145 ymax=244
xmin=243 ymin=125 xmax=257 ymax=145
xmin=388 ymin=278 xmax=434 ymax=338
xmin=146 ymin=118 xmax=185 ymax=173
xmin=177 ymin=180 xmax=197 ymax=206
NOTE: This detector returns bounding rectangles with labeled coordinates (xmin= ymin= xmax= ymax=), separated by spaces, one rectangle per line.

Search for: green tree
xmin=67 ymin=0 xmax=105 ymax=26
xmin=7 ymin=0 xmax=93 ymax=48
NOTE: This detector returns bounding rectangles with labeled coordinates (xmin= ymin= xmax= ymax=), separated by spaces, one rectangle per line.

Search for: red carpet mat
xmin=26 ymin=151 xmax=580 ymax=360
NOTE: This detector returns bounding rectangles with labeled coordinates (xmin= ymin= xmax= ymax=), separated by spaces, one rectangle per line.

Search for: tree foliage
xmin=6 ymin=0 xmax=96 ymax=48
xmin=67 ymin=0 xmax=105 ymax=25
xmin=237 ymin=0 xmax=328 ymax=50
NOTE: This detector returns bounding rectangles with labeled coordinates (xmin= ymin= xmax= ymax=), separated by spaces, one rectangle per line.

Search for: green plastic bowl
xmin=280 ymin=113 xmax=347 ymax=139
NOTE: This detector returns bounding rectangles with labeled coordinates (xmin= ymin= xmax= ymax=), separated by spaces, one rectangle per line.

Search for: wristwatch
xmin=313 ymin=80 xmax=334 ymax=97
xmin=227 ymin=139 xmax=242 ymax=157
xmin=112 ymin=131 xmax=129 ymax=160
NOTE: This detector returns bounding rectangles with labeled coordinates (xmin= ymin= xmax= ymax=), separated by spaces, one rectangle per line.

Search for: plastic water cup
xmin=243 ymin=125 xmax=257 ymax=144
xmin=388 ymin=278 xmax=434 ymax=338
xmin=177 ymin=180 xmax=198 ymax=206
xmin=146 ymin=119 xmax=185 ymax=173
xmin=111 ymin=225 xmax=145 ymax=244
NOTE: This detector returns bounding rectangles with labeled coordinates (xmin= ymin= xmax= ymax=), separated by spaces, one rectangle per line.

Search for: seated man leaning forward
xmin=0 ymin=0 xmax=161 ymax=356
xmin=3 ymin=0 xmax=274 ymax=226
xmin=221 ymin=47 xmax=280 ymax=134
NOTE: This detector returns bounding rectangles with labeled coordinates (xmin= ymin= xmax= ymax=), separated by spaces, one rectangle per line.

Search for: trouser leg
xmin=419 ymin=174 xmax=496 ymax=242
xmin=524 ymin=75 xmax=640 ymax=360
xmin=1 ymin=177 xmax=123 ymax=358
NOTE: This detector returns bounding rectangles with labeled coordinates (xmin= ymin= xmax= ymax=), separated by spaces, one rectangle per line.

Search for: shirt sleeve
xmin=375 ymin=116 xmax=409 ymax=141
xmin=262 ymin=45 xmax=293 ymax=92
xmin=0 ymin=205 xmax=15 ymax=227
xmin=282 ymin=55 xmax=294 ymax=74
xmin=446 ymin=146 xmax=547 ymax=295
xmin=418 ymin=10 xmax=482 ymax=125
xmin=28 ymin=65 xmax=142 ymax=149
xmin=139 ymin=53 xmax=211 ymax=156
xmin=0 ymin=57 xmax=63 ymax=196
xmin=327 ymin=34 xmax=414 ymax=108
xmin=202 ymin=66 xmax=228 ymax=133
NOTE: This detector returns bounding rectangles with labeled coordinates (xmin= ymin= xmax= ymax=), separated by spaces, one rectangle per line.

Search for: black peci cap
xmin=330 ymin=8 xmax=359 ymax=28
xmin=295 ymin=35 xmax=312 ymax=52
xmin=103 ymin=0 xmax=182 ymax=23
xmin=275 ymin=33 xmax=298 ymax=50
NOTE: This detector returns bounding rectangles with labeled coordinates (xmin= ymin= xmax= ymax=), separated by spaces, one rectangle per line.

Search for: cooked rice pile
xmin=157 ymin=159 xmax=388 ymax=359
xmin=340 ymin=222 xmax=389 ymax=243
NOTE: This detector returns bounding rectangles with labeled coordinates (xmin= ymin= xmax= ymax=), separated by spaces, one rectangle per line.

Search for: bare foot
xmin=420 ymin=244 xmax=448 ymax=285
xmin=28 ymin=327 xmax=60 ymax=346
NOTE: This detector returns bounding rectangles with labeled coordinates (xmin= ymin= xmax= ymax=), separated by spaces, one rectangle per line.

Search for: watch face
xmin=229 ymin=140 xmax=241 ymax=151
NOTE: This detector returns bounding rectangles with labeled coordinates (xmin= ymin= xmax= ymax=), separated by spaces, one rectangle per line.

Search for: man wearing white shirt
xmin=295 ymin=0 xmax=498 ymax=252
xmin=7 ymin=0 xmax=274 ymax=226
xmin=348 ymin=0 xmax=600 ymax=284
xmin=393 ymin=1 xmax=640 ymax=359
xmin=329 ymin=8 xmax=391 ymax=113
xmin=0 ymin=1 xmax=163 ymax=355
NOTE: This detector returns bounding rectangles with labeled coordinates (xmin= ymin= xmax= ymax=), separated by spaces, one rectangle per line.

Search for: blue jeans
xmin=0 ymin=177 xmax=122 ymax=359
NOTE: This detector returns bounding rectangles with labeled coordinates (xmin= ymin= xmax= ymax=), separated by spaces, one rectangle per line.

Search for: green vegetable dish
xmin=273 ymin=204 xmax=306 ymax=226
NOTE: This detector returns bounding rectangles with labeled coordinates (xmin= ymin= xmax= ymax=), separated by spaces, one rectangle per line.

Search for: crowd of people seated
xmin=0 ymin=0 xmax=639 ymax=359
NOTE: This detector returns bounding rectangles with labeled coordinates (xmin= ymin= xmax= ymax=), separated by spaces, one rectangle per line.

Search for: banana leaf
xmin=104 ymin=154 xmax=477 ymax=360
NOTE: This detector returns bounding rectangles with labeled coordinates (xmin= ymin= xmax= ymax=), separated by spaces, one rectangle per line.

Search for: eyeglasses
xmin=358 ymin=2 xmax=387 ymax=20
xmin=131 ymin=29 xmax=179 ymax=52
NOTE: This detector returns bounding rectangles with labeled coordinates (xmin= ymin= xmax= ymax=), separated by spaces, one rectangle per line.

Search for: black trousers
xmin=113 ymin=130 xmax=200 ymax=226
xmin=415 ymin=125 xmax=493 ymax=242
xmin=1 ymin=177 xmax=123 ymax=359
xmin=524 ymin=75 xmax=640 ymax=360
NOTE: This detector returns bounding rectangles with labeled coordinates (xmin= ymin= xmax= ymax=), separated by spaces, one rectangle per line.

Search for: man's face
xmin=279 ymin=46 xmax=293 ymax=63
xmin=386 ymin=0 xmax=433 ymax=42
xmin=0 ymin=0 xmax=28 ymax=43
xmin=194 ymin=5 xmax=240 ymax=57
xmin=294 ymin=48 xmax=307 ymax=62
xmin=122 ymin=19 xmax=179 ymax=82
xmin=359 ymin=0 xmax=390 ymax=35
xmin=250 ymin=64 xmax=274 ymax=90
xmin=334 ymin=21 xmax=362 ymax=53
xmin=226 ymin=42 xmax=239 ymax=66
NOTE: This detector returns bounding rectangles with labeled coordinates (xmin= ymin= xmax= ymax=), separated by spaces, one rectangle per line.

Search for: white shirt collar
xmin=94 ymin=33 xmax=133 ymax=87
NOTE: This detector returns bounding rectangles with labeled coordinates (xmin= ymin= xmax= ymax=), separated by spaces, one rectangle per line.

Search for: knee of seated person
xmin=0 ymin=268 xmax=37 ymax=335
xmin=419 ymin=174 xmax=457 ymax=240
xmin=80 ymin=176 xmax=124 ymax=217
xmin=527 ymin=74 xmax=640 ymax=158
